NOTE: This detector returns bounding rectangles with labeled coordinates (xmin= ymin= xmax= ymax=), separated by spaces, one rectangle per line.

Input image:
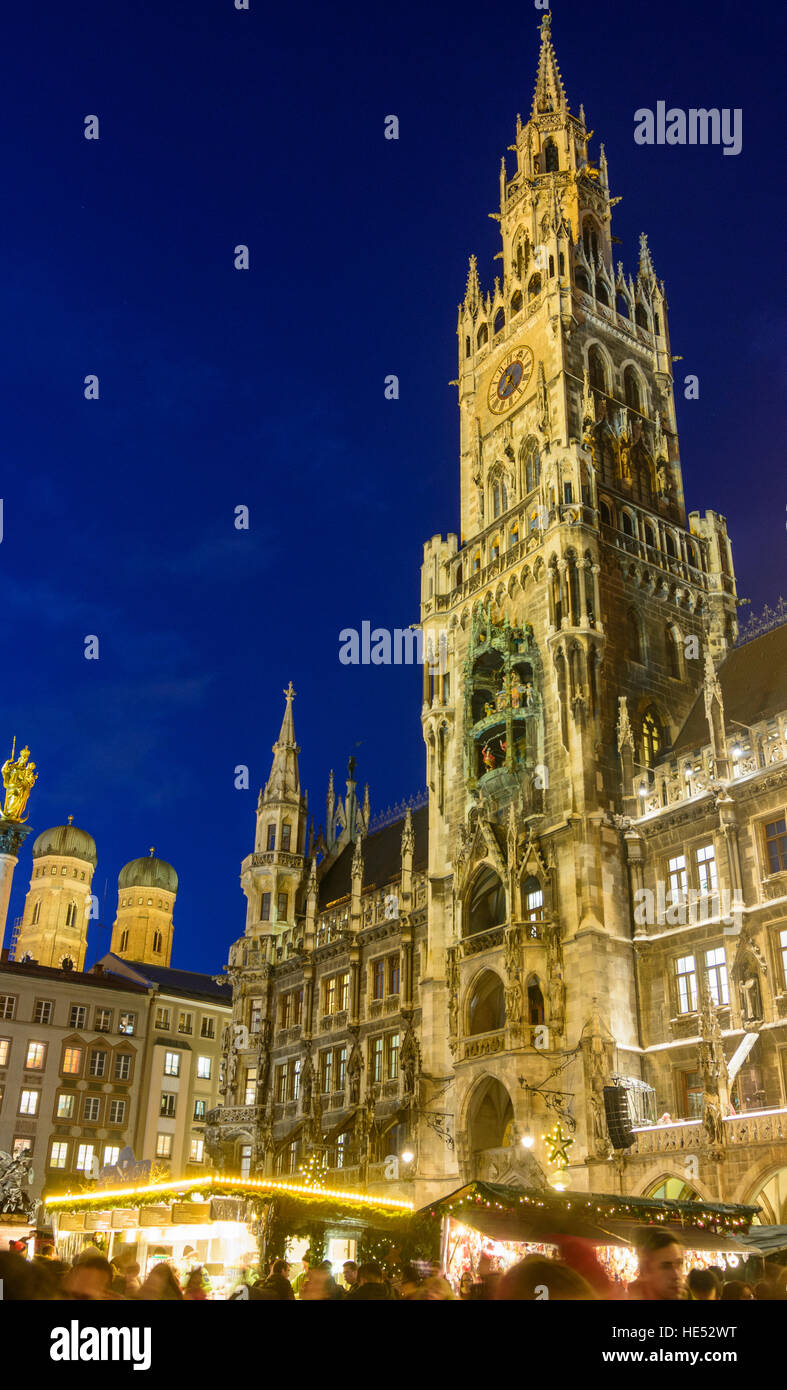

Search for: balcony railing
xmin=462 ymin=926 xmax=506 ymax=957
xmin=463 ymin=1028 xmax=506 ymax=1061
xmin=631 ymin=1107 xmax=787 ymax=1154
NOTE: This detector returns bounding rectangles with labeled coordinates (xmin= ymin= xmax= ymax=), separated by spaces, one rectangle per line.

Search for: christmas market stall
xmin=419 ymin=1183 xmax=761 ymax=1293
xmin=45 ymin=1174 xmax=414 ymax=1297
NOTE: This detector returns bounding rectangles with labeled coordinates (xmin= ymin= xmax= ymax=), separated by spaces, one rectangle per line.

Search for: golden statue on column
xmin=1 ymin=738 xmax=38 ymax=823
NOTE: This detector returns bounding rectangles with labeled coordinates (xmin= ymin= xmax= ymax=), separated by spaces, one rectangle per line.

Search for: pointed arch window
xmin=65 ymin=901 xmax=78 ymax=928
xmin=635 ymin=302 xmax=649 ymax=330
xmin=266 ymin=824 xmax=276 ymax=851
xmin=527 ymin=977 xmax=545 ymax=1024
xmin=281 ymin=822 xmax=292 ymax=852
xmin=32 ymin=899 xmax=41 ymax=925
xmin=522 ymin=875 xmax=544 ymax=922
xmin=477 ymin=323 xmax=488 ymax=349
xmin=642 ymin=707 xmax=663 ymax=768
xmin=617 ymin=294 xmax=630 ymax=319
xmin=624 ymin=366 xmax=642 ymax=412
xmin=542 ymin=138 xmax=559 ymax=172
xmin=492 ymin=477 xmax=508 ymax=519
xmin=528 ymin=273 xmax=542 ymax=300
xmin=595 ymin=280 xmax=610 ymax=307
xmin=493 ymin=309 xmax=505 ymax=336
xmin=465 ymin=335 xmax=471 ymax=358
xmin=587 ymin=345 xmax=608 ymax=394
xmin=582 ymin=221 xmax=599 ymax=263
xmin=510 ymin=289 xmax=523 ymax=316
xmin=575 ymin=269 xmax=590 ymax=294
xmin=523 ymin=439 xmax=540 ymax=494
xmin=467 ymin=868 xmax=506 ymax=936
xmin=153 ymin=931 xmax=163 ymax=954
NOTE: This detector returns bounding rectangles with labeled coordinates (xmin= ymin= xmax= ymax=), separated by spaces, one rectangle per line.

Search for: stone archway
xmin=745 ymin=1166 xmax=787 ymax=1224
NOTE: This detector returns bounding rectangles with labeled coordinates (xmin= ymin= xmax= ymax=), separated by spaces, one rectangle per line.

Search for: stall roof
xmin=739 ymin=1226 xmax=787 ymax=1256
xmin=45 ymin=1173 xmax=413 ymax=1217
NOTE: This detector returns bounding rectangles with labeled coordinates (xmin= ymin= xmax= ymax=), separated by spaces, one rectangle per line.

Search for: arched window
xmin=621 ymin=510 xmax=634 ymax=537
xmin=467 ymin=868 xmax=506 ymax=936
xmin=528 ymin=273 xmax=542 ymax=300
xmin=467 ymin=971 xmax=506 ymax=1035
xmin=543 ymin=138 xmax=559 ymax=172
xmin=582 ymin=221 xmax=599 ymax=263
xmin=664 ymin=531 xmax=677 ymax=558
xmin=477 ymin=323 xmax=488 ymax=348
xmin=510 ymin=289 xmax=523 ymax=316
xmin=281 ymin=822 xmax=292 ymax=852
xmin=527 ymin=977 xmax=545 ymax=1024
xmin=65 ymin=901 xmax=77 ymax=928
xmin=522 ymin=875 xmax=544 ymax=922
xmin=548 ymin=254 xmax=555 ymax=277
xmin=575 ymin=269 xmax=590 ymax=294
xmin=465 ymin=335 xmax=471 ymax=358
xmin=523 ymin=439 xmax=540 ymax=494
xmin=32 ymin=899 xmax=41 ymax=925
xmin=616 ymin=294 xmax=629 ymax=319
xmin=627 ymin=609 xmax=643 ymax=663
xmin=493 ymin=308 xmax=505 ymax=336
xmin=644 ymin=521 xmax=655 ymax=549
xmin=120 ymin=929 xmax=129 ymax=951
xmin=624 ymin=366 xmax=642 ymax=412
xmin=686 ymin=541 xmax=699 ymax=569
xmin=599 ymin=499 xmax=612 ymax=526
xmin=153 ymin=931 xmax=163 ymax=954
xmin=492 ymin=477 xmax=508 ymax=519
xmin=642 ymin=707 xmax=663 ymax=767
xmin=635 ymin=302 xmax=649 ymax=330
xmin=587 ymin=345 xmax=608 ymax=393
xmin=596 ymin=280 xmax=610 ymax=307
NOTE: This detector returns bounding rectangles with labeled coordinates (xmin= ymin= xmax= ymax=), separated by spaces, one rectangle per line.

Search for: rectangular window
xmin=275 ymin=1065 xmax=287 ymax=1103
xmin=292 ymin=1058 xmax=301 ymax=1101
xmin=337 ymin=974 xmax=349 ymax=1014
xmin=388 ymin=956 xmax=400 ymax=996
xmin=320 ymin=1050 xmax=333 ymax=1094
xmin=194 ymin=1099 xmax=207 ymax=1120
xmin=118 ymin=1012 xmax=136 ymax=1035
xmin=94 ymin=1008 xmax=113 ymax=1033
xmin=281 ymin=823 xmax=291 ymax=852
xmin=76 ymin=1143 xmax=96 ymax=1174
xmin=13 ymin=1138 xmax=32 ymax=1160
xmin=163 ymin=1052 xmax=180 ymax=1077
xmin=266 ymin=824 xmax=276 ymax=851
xmin=156 ymin=1133 xmax=173 ymax=1159
xmin=324 ymin=977 xmax=337 ymax=1015
xmin=668 ymin=855 xmax=688 ymax=903
xmin=293 ymin=989 xmax=303 ymax=1025
xmin=49 ymin=1141 xmax=69 ymax=1170
xmin=279 ymin=993 xmax=291 ymax=1029
xmin=200 ymin=1016 xmax=215 ymax=1039
xmin=244 ymin=1066 xmax=257 ymax=1106
xmin=705 ymin=947 xmax=730 ymax=1006
xmin=69 ymin=1005 xmax=87 ymax=1029
xmin=197 ymin=1056 xmax=212 ymax=1080
xmin=372 ymin=960 xmax=385 ymax=1001
xmin=160 ymin=1092 xmax=176 ymax=1117
xmin=781 ymin=929 xmax=787 ymax=989
xmin=56 ymin=1093 xmax=75 ymax=1119
xmin=19 ymin=1089 xmax=39 ymax=1115
xmin=25 ymin=1041 xmax=46 ymax=1070
xmin=680 ymin=1070 xmax=704 ymax=1120
xmin=103 ymin=1145 xmax=120 ymax=1167
xmin=675 ymin=955 xmax=698 ymax=1014
xmin=764 ymin=818 xmax=787 ymax=874
xmin=114 ymin=1053 xmax=132 ymax=1081
xmin=178 ymin=1011 xmax=193 ymax=1035
xmin=261 ymin=892 xmax=271 ymax=921
xmin=277 ymin=891 xmax=288 ymax=921
xmin=108 ymin=1099 xmax=126 ymax=1125
xmin=155 ymin=1007 xmax=171 ymax=1030
xmin=0 ymin=1039 xmax=10 ymax=1066
xmin=370 ymin=1035 xmax=383 ymax=1084
xmin=89 ymin=1051 xmax=107 ymax=1078
xmin=62 ymin=1046 xmax=82 ymax=1075
xmin=336 ymin=1046 xmax=347 ymax=1090
xmin=696 ymin=843 xmax=718 ymax=895
xmin=336 ymin=1132 xmax=347 ymax=1169
xmin=240 ymin=1144 xmax=252 ymax=1177
xmin=83 ymin=1096 xmax=101 ymax=1122
xmin=0 ymin=996 xmax=16 ymax=1020
xmin=33 ymin=1000 xmax=53 ymax=1026
xmin=387 ymin=1032 xmax=400 ymax=1081
xmin=190 ymin=1138 xmax=204 ymax=1162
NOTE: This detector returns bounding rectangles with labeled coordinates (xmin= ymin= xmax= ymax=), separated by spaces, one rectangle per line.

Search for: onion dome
xmin=32 ymin=816 xmax=97 ymax=866
xmin=118 ymin=847 xmax=178 ymax=894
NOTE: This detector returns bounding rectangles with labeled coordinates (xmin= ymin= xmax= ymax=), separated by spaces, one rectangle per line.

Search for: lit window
xmin=261 ymin=893 xmax=271 ymax=921
xmin=764 ymin=818 xmax=787 ymax=874
xmin=62 ymin=1047 xmax=82 ymax=1075
xmin=244 ymin=1066 xmax=257 ymax=1105
xmin=388 ymin=956 xmax=400 ymax=996
xmin=178 ymin=1011 xmax=193 ymax=1035
xmin=370 ymin=1036 xmax=383 ymax=1084
xmin=50 ymin=1141 xmax=69 ymax=1169
xmin=0 ymin=1039 xmax=9 ymax=1066
xmin=13 ymin=1139 xmax=32 ymax=1160
xmin=292 ymin=1058 xmax=301 ymax=1101
xmin=94 ymin=1008 xmax=112 ymax=1032
xmin=324 ymin=977 xmax=337 ymax=1015
xmin=277 ymin=891 xmax=288 ymax=921
xmin=89 ymin=1051 xmax=107 ymax=1078
xmin=705 ymin=947 xmax=729 ymax=1006
xmin=108 ymin=1099 xmax=126 ymax=1125
xmin=320 ymin=1050 xmax=333 ymax=1094
xmin=114 ymin=1053 xmax=132 ymax=1081
xmin=200 ymin=1016 xmax=215 ymax=1039
xmin=696 ymin=844 xmax=718 ymax=895
xmin=281 ymin=823 xmax=291 ymax=852
xmin=266 ymin=824 xmax=276 ymax=852
xmin=56 ymin=1093 xmax=74 ymax=1119
xmin=69 ymin=1005 xmax=86 ymax=1029
xmin=83 ymin=1096 xmax=101 ymax=1122
xmin=240 ymin=1144 xmax=252 ymax=1177
xmin=250 ymin=997 xmax=263 ymax=1033
xmin=275 ymin=1065 xmax=287 ymax=1103
xmin=33 ymin=1000 xmax=53 ymax=1025
xmin=387 ymin=1032 xmax=400 ymax=1081
xmin=336 ymin=1047 xmax=347 ymax=1090
xmin=156 ymin=1133 xmax=173 ymax=1159
xmin=118 ymin=1012 xmax=136 ymax=1035
xmin=0 ymin=997 xmax=16 ymax=1020
xmin=155 ymin=1007 xmax=171 ymax=1030
xmin=19 ymin=1089 xmax=39 ymax=1115
xmin=668 ymin=855 xmax=688 ymax=903
xmin=372 ymin=960 xmax=385 ymax=1001
xmin=197 ymin=1056 xmax=212 ymax=1080
xmin=193 ymin=1099 xmax=207 ymax=1120
xmin=190 ymin=1138 xmax=204 ymax=1162
xmin=336 ymin=1132 xmax=347 ymax=1169
xmin=76 ymin=1144 xmax=96 ymax=1174
xmin=25 ymin=1042 xmax=46 ymax=1069
xmin=675 ymin=955 xmax=698 ymax=1014
xmin=164 ymin=1052 xmax=180 ymax=1077
xmin=160 ymin=1093 xmax=176 ymax=1117
xmin=337 ymin=973 xmax=349 ymax=1013
xmin=103 ymin=1145 xmax=120 ymax=1167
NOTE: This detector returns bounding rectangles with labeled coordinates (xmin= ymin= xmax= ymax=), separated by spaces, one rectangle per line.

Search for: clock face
xmin=488 ymin=348 xmax=534 ymax=415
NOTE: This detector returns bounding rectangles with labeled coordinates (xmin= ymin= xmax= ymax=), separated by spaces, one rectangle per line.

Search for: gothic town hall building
xmin=206 ymin=16 xmax=787 ymax=1222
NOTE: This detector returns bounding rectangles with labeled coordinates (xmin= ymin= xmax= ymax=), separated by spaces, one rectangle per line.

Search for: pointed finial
xmin=149 ymin=846 xmax=155 ymax=857
xmin=638 ymin=232 xmax=655 ymax=279
xmin=532 ymin=10 xmax=567 ymax=116
xmin=283 ymin=680 xmax=296 ymax=703
xmin=67 ymin=814 xmax=74 ymax=826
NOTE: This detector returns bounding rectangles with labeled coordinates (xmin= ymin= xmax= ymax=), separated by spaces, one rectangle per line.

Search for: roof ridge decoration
xmin=735 ymin=597 xmax=787 ymax=647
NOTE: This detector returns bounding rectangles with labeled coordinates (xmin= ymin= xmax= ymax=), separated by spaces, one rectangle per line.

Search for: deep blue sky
xmin=2 ymin=0 xmax=784 ymax=972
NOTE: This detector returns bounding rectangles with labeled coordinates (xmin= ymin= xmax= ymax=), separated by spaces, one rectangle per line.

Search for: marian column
xmin=0 ymin=739 xmax=38 ymax=951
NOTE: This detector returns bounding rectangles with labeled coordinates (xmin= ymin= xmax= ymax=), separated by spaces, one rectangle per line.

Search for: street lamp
xmin=401 ymin=1149 xmax=415 ymax=1166
xmin=520 ymin=1131 xmax=534 ymax=1150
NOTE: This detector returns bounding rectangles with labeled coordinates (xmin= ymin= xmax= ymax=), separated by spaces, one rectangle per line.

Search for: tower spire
xmin=264 ymin=681 xmax=301 ymax=800
xmin=532 ymin=12 xmax=567 ymax=116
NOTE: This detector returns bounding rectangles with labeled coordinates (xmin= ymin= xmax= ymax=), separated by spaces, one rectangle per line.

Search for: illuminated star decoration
xmin=544 ymin=1122 xmax=574 ymax=1170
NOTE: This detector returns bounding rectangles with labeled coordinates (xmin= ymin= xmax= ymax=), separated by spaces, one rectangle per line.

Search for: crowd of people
xmin=1 ymin=1228 xmax=786 ymax=1301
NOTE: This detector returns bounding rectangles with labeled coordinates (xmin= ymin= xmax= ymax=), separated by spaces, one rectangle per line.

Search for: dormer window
xmin=266 ymin=824 xmax=276 ymax=852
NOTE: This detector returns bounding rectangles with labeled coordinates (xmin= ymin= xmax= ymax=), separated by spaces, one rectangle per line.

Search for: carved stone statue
xmin=505 ymin=983 xmax=522 ymax=1027
xmin=300 ymin=1050 xmax=314 ymax=1112
xmin=740 ymin=975 xmax=763 ymax=1025
xmin=548 ymin=967 xmax=565 ymax=1035
xmin=1 ymin=740 xmax=37 ymax=823
xmin=348 ymin=1042 xmax=363 ymax=1106
xmin=702 ymin=1092 xmax=724 ymax=1149
xmin=401 ymin=1025 xmax=419 ymax=1096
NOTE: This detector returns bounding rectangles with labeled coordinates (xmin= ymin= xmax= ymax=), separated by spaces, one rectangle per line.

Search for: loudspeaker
xmin=603 ymin=1085 xmax=635 ymax=1149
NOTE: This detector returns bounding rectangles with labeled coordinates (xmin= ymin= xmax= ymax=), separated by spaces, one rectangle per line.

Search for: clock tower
xmin=416 ymin=15 xmax=738 ymax=1197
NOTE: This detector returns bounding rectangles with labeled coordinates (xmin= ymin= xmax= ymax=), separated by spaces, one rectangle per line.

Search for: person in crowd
xmin=0 ymin=1251 xmax=51 ymax=1299
xmin=627 ymin=1230 xmax=685 ymax=1301
xmin=687 ymin=1268 xmax=720 ymax=1300
xmin=112 ymin=1258 xmax=141 ymax=1298
xmin=317 ymin=1258 xmax=344 ymax=1299
xmin=291 ymin=1254 xmax=312 ymax=1298
xmin=184 ymin=1266 xmax=209 ymax=1300
xmin=261 ymin=1257 xmax=295 ymax=1300
xmin=62 ymin=1254 xmax=122 ymax=1301
xmin=720 ymin=1279 xmax=755 ymax=1300
xmin=468 ymin=1252 xmax=500 ymax=1300
xmin=138 ymin=1262 xmax=183 ymax=1300
xmin=554 ymin=1236 xmax=622 ymax=1300
xmin=413 ymin=1274 xmax=455 ymax=1300
xmin=348 ymin=1261 xmax=394 ymax=1300
xmin=342 ymin=1260 xmax=359 ymax=1292
xmin=496 ymin=1256 xmax=595 ymax=1301
xmin=458 ymin=1271 xmax=475 ymax=1300
xmin=396 ymin=1264 xmax=422 ymax=1299
xmin=753 ymin=1280 xmax=784 ymax=1300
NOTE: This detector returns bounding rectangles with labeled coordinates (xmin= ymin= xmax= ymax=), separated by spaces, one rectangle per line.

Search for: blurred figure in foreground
xmin=687 ymin=1268 xmax=720 ymax=1301
xmin=496 ymin=1256 xmax=595 ymax=1301
xmin=138 ymin=1262 xmax=183 ymax=1301
xmin=628 ymin=1231 xmax=685 ymax=1301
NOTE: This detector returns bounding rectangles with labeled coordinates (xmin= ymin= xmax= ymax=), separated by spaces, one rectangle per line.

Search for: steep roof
xmin=670 ymin=624 xmax=787 ymax=756
xmin=96 ymin=954 xmax=231 ymax=1004
xmin=0 ymin=956 xmax=148 ymax=993
xmin=318 ymin=805 xmax=428 ymax=910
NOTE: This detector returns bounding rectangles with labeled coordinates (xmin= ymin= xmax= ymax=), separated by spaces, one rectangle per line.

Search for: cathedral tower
xmin=110 ymin=850 xmax=178 ymax=966
xmin=417 ymin=15 xmax=738 ymax=1196
xmin=240 ymin=682 xmax=309 ymax=937
xmin=17 ymin=817 xmax=97 ymax=971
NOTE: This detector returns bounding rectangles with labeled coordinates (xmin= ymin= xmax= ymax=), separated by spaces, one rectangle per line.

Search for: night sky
xmin=2 ymin=0 xmax=784 ymax=973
